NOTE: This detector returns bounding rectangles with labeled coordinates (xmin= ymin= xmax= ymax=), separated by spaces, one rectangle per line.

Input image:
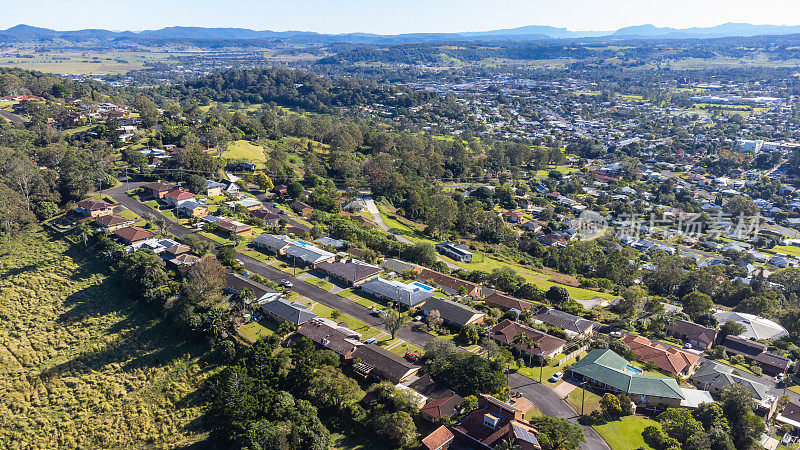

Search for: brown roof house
xmin=163 ymin=189 xmax=196 ymax=208
xmin=721 ymin=335 xmax=792 ymax=375
xmin=113 ymin=226 xmax=155 ymax=245
xmin=298 ymin=317 xmax=363 ymax=360
xmin=667 ymin=319 xmax=718 ymax=350
xmin=214 ymin=219 xmax=253 ymax=237
xmin=142 ymin=181 xmax=177 ymax=199
xmin=422 ymin=426 xmax=455 ymax=450
xmin=532 ymin=306 xmax=595 ymax=338
xmin=409 ymin=375 xmax=464 ymax=422
xmin=622 ymin=334 xmax=700 ymax=376
xmin=453 ymin=394 xmax=541 ymax=450
xmin=291 ymin=200 xmax=313 ymax=217
xmin=94 ymin=213 xmax=133 ymax=231
xmin=484 ymin=292 xmax=533 ymax=312
xmin=351 ymin=343 xmax=419 ymax=383
xmin=420 ymin=268 xmax=483 ymax=297
xmin=490 ymin=319 xmax=567 ymax=360
xmin=422 ymin=297 xmax=485 ymax=328
xmin=77 ymin=199 xmax=115 ymax=218
xmin=315 ymin=260 xmax=382 ymax=286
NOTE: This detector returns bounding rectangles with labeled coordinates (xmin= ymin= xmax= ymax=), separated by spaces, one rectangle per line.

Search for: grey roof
xmin=422 ymin=297 xmax=485 ymax=327
xmin=533 ymin=306 xmax=595 ymax=334
xmin=254 ymin=233 xmax=295 ymax=252
xmin=225 ymin=273 xmax=276 ymax=301
xmin=261 ymin=298 xmax=317 ymax=325
xmin=570 ymin=349 xmax=684 ymax=400
xmin=381 ymin=258 xmax=422 ymax=273
xmin=316 ymin=260 xmax=382 ymax=284
xmin=284 ymin=243 xmax=336 ymax=265
xmin=713 ymin=311 xmax=788 ymax=340
xmin=691 ymin=360 xmax=769 ymax=400
xmin=668 ymin=319 xmax=717 ymax=348
xmin=360 ymin=277 xmax=434 ymax=307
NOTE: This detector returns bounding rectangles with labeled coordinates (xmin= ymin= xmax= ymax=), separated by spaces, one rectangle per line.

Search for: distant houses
xmin=435 ymin=242 xmax=473 ymax=263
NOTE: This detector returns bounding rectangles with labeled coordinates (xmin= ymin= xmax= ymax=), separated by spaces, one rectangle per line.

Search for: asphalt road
xmin=509 ymin=374 xmax=611 ymax=450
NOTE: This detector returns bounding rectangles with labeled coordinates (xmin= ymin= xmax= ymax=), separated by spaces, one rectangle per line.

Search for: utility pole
xmin=581 ymin=381 xmax=587 ymax=416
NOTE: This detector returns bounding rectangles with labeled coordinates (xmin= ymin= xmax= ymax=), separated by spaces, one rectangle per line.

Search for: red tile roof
xmin=164 ymin=189 xmax=195 ymax=200
xmin=422 ymin=426 xmax=454 ymax=450
xmin=622 ymin=334 xmax=700 ymax=375
xmin=484 ymin=292 xmax=532 ymax=311
xmin=113 ymin=226 xmax=154 ymax=243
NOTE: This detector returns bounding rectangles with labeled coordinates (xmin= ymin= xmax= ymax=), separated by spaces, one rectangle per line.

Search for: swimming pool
xmin=625 ymin=365 xmax=643 ymax=375
xmin=411 ymin=281 xmax=434 ymax=291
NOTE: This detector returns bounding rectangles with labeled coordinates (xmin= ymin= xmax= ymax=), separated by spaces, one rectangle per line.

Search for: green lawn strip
xmin=198 ymin=231 xmax=234 ymax=246
xmin=788 ymin=385 xmax=800 ymax=396
xmin=377 ymin=336 xmax=400 ymax=348
xmin=238 ymin=320 xmax=277 ymax=343
xmin=117 ymin=209 xmax=140 ymax=221
xmin=305 ymin=277 xmax=334 ymax=291
xmin=307 ymin=302 xmax=383 ymax=341
xmin=592 ymin=416 xmax=657 ymax=450
xmin=388 ymin=341 xmax=424 ymax=357
xmin=566 ymin=387 xmax=602 ymax=415
xmin=239 ymin=248 xmax=272 ymax=263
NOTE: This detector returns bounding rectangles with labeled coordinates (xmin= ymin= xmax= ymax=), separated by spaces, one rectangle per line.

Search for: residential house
xmin=177 ymin=201 xmax=209 ymax=218
xmin=532 ymin=306 xmax=595 ymax=338
xmin=142 ymin=181 xmax=177 ymax=199
xmin=283 ymin=241 xmax=336 ymax=266
xmin=94 ymin=213 xmax=133 ymax=231
xmin=163 ymin=189 xmax=196 ymax=208
xmin=622 ymin=334 xmax=700 ymax=376
xmin=205 ymin=180 xmax=226 ymax=197
xmin=225 ymin=197 xmax=262 ymax=211
xmin=691 ymin=361 xmax=773 ymax=408
xmin=381 ymin=258 xmax=423 ymax=275
xmin=225 ymin=273 xmax=278 ymax=303
xmin=253 ymin=233 xmax=295 ymax=254
xmin=166 ymin=253 xmax=201 ymax=270
xmin=250 ymin=209 xmax=282 ymax=227
xmin=314 ymin=236 xmax=346 ymax=249
xmin=359 ymin=277 xmax=435 ymax=307
xmin=776 ymin=401 xmax=800 ymax=432
xmin=214 ymin=219 xmax=253 ymax=237
xmin=315 ymin=260 xmax=382 ymax=286
xmin=420 ymin=269 xmax=482 ymax=297
xmin=422 ymin=297 xmax=485 ymax=327
xmin=490 ymin=319 xmax=566 ymax=359
xmin=721 ymin=335 xmax=792 ymax=376
xmin=667 ymin=319 xmax=718 ymax=350
xmin=76 ymin=199 xmax=115 ymax=218
xmin=260 ymin=298 xmax=317 ymax=325
xmin=569 ymin=349 xmax=686 ymax=408
xmin=409 ymin=375 xmax=464 ymax=422
xmin=113 ymin=226 xmax=155 ymax=245
xmin=291 ymin=201 xmax=313 ymax=217
xmin=713 ymin=311 xmax=788 ymax=340
xmin=502 ymin=210 xmax=524 ymax=223
xmin=351 ymin=344 xmax=419 ymax=383
xmin=342 ymin=200 xmax=366 ymax=212
xmin=421 ymin=426 xmax=455 ymax=450
xmin=452 ymin=394 xmax=541 ymax=450
xmin=435 ymin=242 xmax=473 ymax=263
xmin=297 ymin=317 xmax=363 ymax=360
xmin=483 ymin=292 xmax=533 ymax=312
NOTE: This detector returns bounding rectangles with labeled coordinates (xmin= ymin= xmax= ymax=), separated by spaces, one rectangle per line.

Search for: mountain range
xmin=3 ymin=22 xmax=800 ymax=45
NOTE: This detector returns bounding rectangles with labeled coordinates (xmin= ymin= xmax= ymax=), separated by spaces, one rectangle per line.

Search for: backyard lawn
xmin=238 ymin=320 xmax=277 ymax=343
xmin=592 ymin=416 xmax=657 ymax=450
xmin=222 ymin=140 xmax=267 ymax=164
xmin=305 ymin=276 xmax=334 ymax=291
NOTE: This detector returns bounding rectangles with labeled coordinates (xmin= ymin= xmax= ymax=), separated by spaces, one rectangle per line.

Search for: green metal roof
xmin=571 ymin=349 xmax=684 ymax=400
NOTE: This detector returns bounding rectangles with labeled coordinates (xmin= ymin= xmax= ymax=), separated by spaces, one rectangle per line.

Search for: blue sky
xmin=5 ymin=0 xmax=800 ymax=33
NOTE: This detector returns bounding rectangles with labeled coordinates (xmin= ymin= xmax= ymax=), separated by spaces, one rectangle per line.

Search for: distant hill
xmin=3 ymin=22 xmax=800 ymax=45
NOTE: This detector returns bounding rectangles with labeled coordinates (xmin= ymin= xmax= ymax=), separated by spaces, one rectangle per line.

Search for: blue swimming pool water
xmin=625 ymin=365 xmax=643 ymax=374
xmin=295 ymin=240 xmax=313 ymax=246
xmin=411 ymin=281 xmax=434 ymax=291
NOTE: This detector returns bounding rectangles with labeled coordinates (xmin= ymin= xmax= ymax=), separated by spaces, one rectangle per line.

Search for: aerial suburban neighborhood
xmin=6 ymin=3 xmax=800 ymax=450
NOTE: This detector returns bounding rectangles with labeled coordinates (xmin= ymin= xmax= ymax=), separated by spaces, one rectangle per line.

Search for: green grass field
xmin=592 ymin=416 xmax=657 ymax=450
xmin=304 ymin=277 xmax=334 ymax=291
xmin=222 ymin=140 xmax=267 ymax=164
xmin=566 ymin=386 xmax=602 ymax=415
xmin=0 ymin=228 xmax=217 ymax=448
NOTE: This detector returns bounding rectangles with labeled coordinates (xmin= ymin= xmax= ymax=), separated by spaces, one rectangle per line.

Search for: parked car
xmin=365 ymin=338 xmax=377 ymax=344
xmin=373 ymin=309 xmax=387 ymax=317
xmin=549 ymin=371 xmax=563 ymax=383
xmin=684 ymin=343 xmax=693 ymax=349
xmin=404 ymin=352 xmax=419 ymax=363
xmin=281 ymin=280 xmax=293 ymax=288
xmin=609 ymin=331 xmax=623 ymax=338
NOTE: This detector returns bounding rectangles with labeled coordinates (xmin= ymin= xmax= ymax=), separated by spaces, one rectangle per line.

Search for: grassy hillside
xmin=0 ymin=228 xmax=218 ymax=448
